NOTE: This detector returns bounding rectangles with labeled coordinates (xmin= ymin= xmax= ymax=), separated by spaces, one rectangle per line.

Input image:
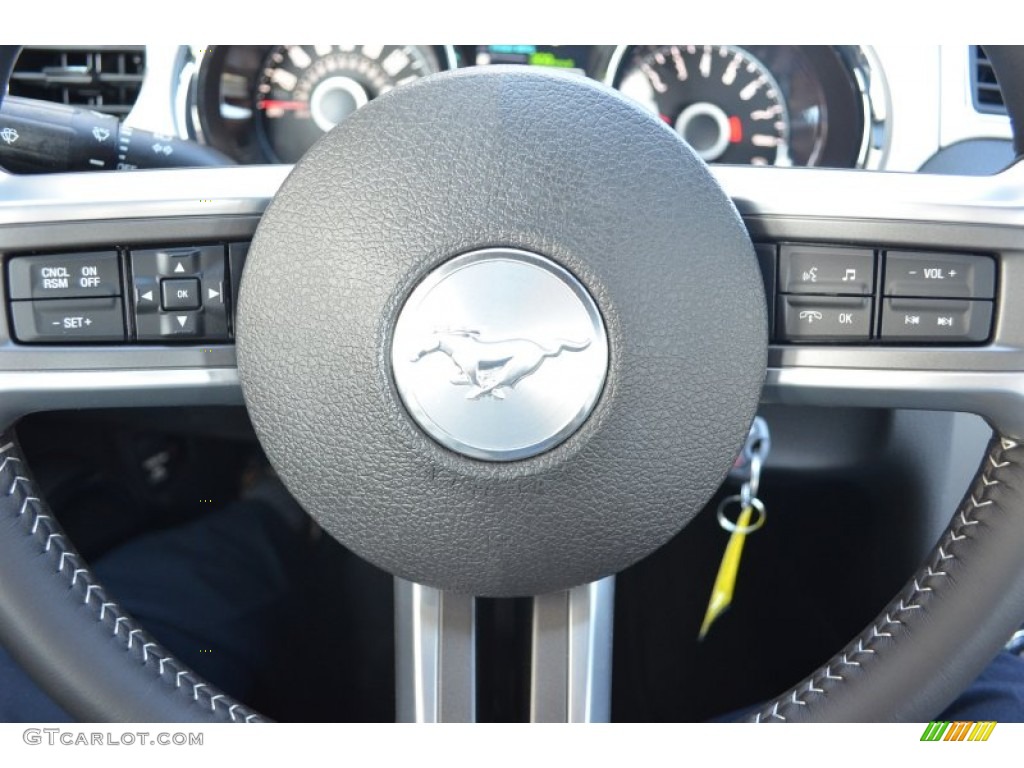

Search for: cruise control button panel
xmin=883 ymin=250 xmax=995 ymax=300
xmin=10 ymin=297 xmax=126 ymax=342
xmin=4 ymin=242 xmax=249 ymax=345
xmin=777 ymin=295 xmax=872 ymax=342
xmin=7 ymin=251 xmax=121 ymax=300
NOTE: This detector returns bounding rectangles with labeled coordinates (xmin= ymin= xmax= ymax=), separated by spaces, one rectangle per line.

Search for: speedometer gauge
xmin=255 ymin=45 xmax=441 ymax=163
xmin=612 ymin=45 xmax=791 ymax=166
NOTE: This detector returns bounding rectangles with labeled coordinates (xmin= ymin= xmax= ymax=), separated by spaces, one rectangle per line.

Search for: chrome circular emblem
xmin=391 ymin=248 xmax=609 ymax=461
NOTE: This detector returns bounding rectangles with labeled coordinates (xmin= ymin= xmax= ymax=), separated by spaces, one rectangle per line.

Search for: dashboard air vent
xmin=972 ymin=46 xmax=1006 ymax=115
xmin=9 ymin=46 xmax=146 ymax=117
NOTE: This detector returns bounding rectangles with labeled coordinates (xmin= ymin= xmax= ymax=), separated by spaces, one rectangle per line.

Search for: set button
xmin=9 ymin=297 xmax=125 ymax=342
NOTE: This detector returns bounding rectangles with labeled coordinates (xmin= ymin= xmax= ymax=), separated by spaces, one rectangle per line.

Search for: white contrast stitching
xmin=754 ymin=438 xmax=1019 ymax=724
xmin=855 ymin=639 xmax=875 ymax=656
xmin=3 ymin=440 xmax=254 ymax=723
xmin=968 ymin=496 xmax=991 ymax=511
xmin=57 ymin=551 xmax=78 ymax=571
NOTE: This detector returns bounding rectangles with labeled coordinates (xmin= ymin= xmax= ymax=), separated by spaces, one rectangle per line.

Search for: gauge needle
xmin=728 ymin=116 xmax=743 ymax=143
xmin=258 ymin=100 xmax=309 ymax=112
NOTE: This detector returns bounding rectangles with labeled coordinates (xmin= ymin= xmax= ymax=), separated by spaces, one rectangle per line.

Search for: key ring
xmin=716 ymin=494 xmax=766 ymax=534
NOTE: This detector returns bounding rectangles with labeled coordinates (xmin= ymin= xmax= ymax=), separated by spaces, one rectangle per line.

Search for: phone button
xmin=779 ymin=244 xmax=875 ymax=296
xmin=777 ymin=295 xmax=872 ymax=342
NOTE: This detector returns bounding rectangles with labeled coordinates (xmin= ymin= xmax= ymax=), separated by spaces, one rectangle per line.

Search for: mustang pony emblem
xmin=411 ymin=329 xmax=591 ymax=400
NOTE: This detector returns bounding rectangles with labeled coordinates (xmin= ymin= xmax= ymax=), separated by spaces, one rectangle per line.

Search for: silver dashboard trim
xmin=4 ymin=161 xmax=1022 ymax=228
xmin=939 ymin=44 xmax=1014 ymax=149
xmin=124 ymin=45 xmax=190 ymax=138
xmin=0 ymin=367 xmax=243 ymax=431
xmin=764 ymin=367 xmax=1024 ymax=440
xmin=2 ymin=365 xmax=1020 ymax=437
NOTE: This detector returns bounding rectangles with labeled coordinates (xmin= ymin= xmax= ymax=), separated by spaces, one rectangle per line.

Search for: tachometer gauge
xmin=611 ymin=45 xmax=791 ymax=166
xmin=255 ymin=45 xmax=442 ymax=163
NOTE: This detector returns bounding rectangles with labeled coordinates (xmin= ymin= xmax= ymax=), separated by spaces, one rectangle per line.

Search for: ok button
xmin=161 ymin=278 xmax=201 ymax=310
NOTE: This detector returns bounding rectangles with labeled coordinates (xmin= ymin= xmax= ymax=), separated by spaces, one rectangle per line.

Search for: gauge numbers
xmin=616 ymin=45 xmax=791 ymax=166
xmin=256 ymin=45 xmax=441 ymax=163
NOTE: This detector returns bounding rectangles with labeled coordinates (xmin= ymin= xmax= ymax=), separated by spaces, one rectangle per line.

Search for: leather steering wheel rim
xmin=0 ymin=46 xmax=1023 ymax=723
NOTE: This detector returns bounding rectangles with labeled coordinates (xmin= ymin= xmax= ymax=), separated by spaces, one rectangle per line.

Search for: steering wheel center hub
xmin=236 ymin=67 xmax=767 ymax=595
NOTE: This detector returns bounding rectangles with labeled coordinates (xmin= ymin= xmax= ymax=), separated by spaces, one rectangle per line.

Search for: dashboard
xmin=4 ymin=45 xmax=1014 ymax=176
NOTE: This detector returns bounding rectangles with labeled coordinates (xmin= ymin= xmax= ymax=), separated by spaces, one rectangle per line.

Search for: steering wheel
xmin=1 ymin=46 xmax=1024 ymax=723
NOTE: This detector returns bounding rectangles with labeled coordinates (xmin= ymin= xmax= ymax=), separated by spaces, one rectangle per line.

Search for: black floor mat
xmin=612 ymin=465 xmax=923 ymax=721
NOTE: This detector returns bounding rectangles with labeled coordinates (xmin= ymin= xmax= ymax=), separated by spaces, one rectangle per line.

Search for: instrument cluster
xmin=191 ymin=45 xmax=883 ymax=169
